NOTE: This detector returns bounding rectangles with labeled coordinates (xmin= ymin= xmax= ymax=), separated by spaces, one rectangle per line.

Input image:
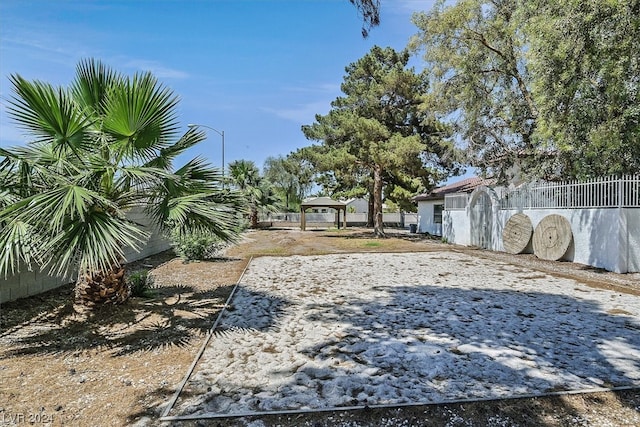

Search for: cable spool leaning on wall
xmin=532 ymin=214 xmax=573 ymax=261
xmin=502 ymin=213 xmax=533 ymax=254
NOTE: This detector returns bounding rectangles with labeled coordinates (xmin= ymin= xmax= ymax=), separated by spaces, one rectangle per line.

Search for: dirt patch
xmin=1 ymin=227 xmax=639 ymax=426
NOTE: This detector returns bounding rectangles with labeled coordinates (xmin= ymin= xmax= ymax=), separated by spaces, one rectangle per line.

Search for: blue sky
xmin=1 ymin=0 xmax=462 ymax=183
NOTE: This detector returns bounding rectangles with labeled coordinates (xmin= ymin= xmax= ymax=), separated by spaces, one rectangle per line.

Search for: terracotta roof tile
xmin=412 ymin=177 xmax=496 ymax=201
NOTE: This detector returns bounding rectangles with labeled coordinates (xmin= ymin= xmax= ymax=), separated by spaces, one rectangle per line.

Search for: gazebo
xmin=300 ymin=197 xmax=347 ymax=231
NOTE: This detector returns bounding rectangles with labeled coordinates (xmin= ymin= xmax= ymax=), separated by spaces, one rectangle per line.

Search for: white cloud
xmin=261 ymin=81 xmax=340 ymax=124
xmin=262 ymin=100 xmax=331 ymax=125
xmin=122 ymin=60 xmax=189 ymax=80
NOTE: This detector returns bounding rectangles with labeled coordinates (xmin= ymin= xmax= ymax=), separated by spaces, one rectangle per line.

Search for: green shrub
xmin=234 ymin=217 xmax=250 ymax=233
xmin=128 ymin=270 xmax=155 ymax=298
xmin=170 ymin=232 xmax=227 ymax=261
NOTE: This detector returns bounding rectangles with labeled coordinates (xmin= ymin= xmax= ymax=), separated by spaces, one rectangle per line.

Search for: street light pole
xmin=188 ymin=123 xmax=225 ymax=187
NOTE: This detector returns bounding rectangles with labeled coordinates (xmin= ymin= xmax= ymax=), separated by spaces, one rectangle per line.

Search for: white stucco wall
xmin=417 ymin=200 xmax=444 ymax=236
xmin=443 ymin=209 xmax=470 ymax=245
xmin=497 ymin=209 xmax=628 ymax=272
xmin=444 ymin=203 xmax=639 ymax=273
xmin=625 ymin=208 xmax=640 ymax=272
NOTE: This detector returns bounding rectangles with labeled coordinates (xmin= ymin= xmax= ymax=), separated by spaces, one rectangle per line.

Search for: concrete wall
xmin=443 ymin=209 xmax=470 ymax=245
xmin=0 ymin=208 xmax=172 ymax=304
xmin=417 ymin=200 xmax=443 ymax=236
xmin=496 ymin=208 xmax=629 ymax=272
xmin=443 ymin=202 xmax=640 ymax=273
xmin=268 ymin=212 xmax=417 ymax=227
xmin=628 ymin=209 xmax=640 ymax=272
xmin=122 ymin=208 xmax=172 ymax=261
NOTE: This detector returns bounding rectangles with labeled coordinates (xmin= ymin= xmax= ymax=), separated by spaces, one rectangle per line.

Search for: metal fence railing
xmin=500 ymin=175 xmax=640 ymax=209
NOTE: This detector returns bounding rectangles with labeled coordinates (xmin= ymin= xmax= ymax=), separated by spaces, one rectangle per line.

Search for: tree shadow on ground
xmin=0 ymin=282 xmax=235 ymax=357
xmin=213 ymin=285 xmax=291 ymax=335
xmin=306 ymin=285 xmax=640 ymax=388
xmin=173 ymin=281 xmax=640 ymax=425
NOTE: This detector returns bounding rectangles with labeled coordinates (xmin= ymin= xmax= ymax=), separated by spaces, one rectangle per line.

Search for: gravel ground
xmin=166 ymin=250 xmax=640 ymax=422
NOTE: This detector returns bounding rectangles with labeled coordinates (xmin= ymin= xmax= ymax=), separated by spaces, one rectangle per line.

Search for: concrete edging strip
xmin=159 ymin=256 xmax=254 ymax=418
xmin=159 ymin=385 xmax=640 ymax=422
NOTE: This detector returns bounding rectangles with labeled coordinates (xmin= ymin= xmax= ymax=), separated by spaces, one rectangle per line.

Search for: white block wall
xmin=0 ymin=208 xmax=172 ymax=304
xmin=443 ymin=209 xmax=470 ymax=245
xmin=443 ymin=206 xmax=640 ymax=274
xmin=628 ymin=209 xmax=640 ymax=272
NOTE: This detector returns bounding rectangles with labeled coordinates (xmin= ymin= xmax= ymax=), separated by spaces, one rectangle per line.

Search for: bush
xmin=128 ymin=270 xmax=155 ymax=298
xmin=171 ymin=232 xmax=227 ymax=261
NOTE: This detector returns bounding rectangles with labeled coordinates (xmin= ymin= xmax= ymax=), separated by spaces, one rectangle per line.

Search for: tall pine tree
xmin=302 ymin=46 xmax=459 ymax=237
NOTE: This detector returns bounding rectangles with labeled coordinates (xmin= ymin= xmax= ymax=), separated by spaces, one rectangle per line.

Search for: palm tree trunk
xmin=75 ymin=264 xmax=129 ymax=307
xmin=249 ymin=206 xmax=259 ymax=229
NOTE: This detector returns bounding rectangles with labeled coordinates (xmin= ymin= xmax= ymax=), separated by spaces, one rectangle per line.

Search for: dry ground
xmin=0 ymin=227 xmax=638 ymax=426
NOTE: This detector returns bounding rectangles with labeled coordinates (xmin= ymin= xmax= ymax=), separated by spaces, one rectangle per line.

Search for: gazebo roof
xmin=300 ymin=197 xmax=347 ymax=209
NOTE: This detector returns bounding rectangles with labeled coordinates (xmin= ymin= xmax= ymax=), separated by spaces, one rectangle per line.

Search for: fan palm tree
xmin=228 ymin=160 xmax=281 ymax=228
xmin=0 ymin=59 xmax=244 ymax=307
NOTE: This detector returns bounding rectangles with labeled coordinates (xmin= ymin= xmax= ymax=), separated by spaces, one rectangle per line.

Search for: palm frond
xmin=161 ymin=194 xmax=241 ymax=243
xmin=144 ymin=126 xmax=206 ymax=170
xmin=0 ymin=190 xmax=19 ymax=210
xmin=175 ymin=157 xmax=223 ymax=186
xmin=102 ymin=71 xmax=180 ymax=162
xmin=2 ymin=58 xmax=243 ymax=285
xmin=7 ymin=75 xmax=92 ymax=156
xmin=44 ymin=211 xmax=148 ymax=277
xmin=0 ymin=219 xmax=42 ymax=278
xmin=71 ymin=58 xmax=120 ymax=117
xmin=1 ymin=144 xmax=85 ymax=200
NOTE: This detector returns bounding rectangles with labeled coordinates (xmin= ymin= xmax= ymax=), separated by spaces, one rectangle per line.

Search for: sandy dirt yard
xmin=1 ymin=227 xmax=639 ymax=426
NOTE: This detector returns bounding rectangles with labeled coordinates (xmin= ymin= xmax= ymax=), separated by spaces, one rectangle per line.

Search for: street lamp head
xmin=185 ymin=123 xmax=226 ymax=187
xmin=187 ymin=123 xmax=223 ymax=137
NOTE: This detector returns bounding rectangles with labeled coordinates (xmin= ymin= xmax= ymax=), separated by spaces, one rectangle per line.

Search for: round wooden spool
xmin=502 ymin=213 xmax=533 ymax=254
xmin=532 ymin=214 xmax=573 ymax=261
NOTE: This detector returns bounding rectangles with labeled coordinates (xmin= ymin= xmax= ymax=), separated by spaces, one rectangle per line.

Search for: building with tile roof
xmin=412 ymin=177 xmax=496 ymax=235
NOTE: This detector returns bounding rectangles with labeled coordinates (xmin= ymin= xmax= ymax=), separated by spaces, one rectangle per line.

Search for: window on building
xmin=433 ymin=204 xmax=443 ymax=224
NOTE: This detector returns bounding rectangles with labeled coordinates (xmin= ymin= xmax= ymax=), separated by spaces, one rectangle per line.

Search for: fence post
xmin=616 ymin=176 xmax=629 ymax=273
